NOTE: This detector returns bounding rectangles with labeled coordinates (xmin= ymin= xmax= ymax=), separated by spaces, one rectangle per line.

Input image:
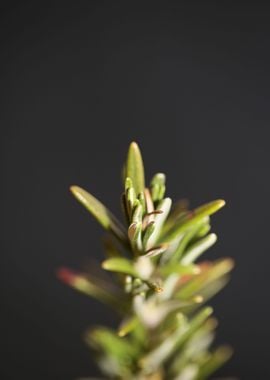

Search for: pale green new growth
xmin=60 ymin=142 xmax=233 ymax=380
xmin=125 ymin=141 xmax=145 ymax=196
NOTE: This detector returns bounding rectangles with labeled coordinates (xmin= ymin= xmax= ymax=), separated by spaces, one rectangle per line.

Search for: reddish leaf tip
xmin=57 ymin=267 xmax=76 ymax=285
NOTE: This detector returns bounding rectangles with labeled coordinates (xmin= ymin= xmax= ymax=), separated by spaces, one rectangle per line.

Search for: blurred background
xmin=1 ymin=2 xmax=270 ymax=379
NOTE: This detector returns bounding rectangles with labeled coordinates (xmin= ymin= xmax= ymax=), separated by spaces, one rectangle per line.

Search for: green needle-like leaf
xmin=161 ymin=200 xmax=225 ymax=243
xmin=144 ymin=244 xmax=168 ymax=258
xmin=141 ymin=307 xmax=213 ymax=371
xmin=142 ymin=221 xmax=156 ymax=249
xmin=125 ymin=142 xmax=145 ymax=196
xmin=57 ymin=268 xmax=127 ymax=313
xmin=170 ymin=218 xmax=210 ymax=264
xmin=118 ymin=316 xmax=139 ymax=337
xmin=132 ymin=203 xmax=143 ymax=224
xmin=169 ymin=318 xmax=216 ymax=376
xmin=197 ymin=346 xmax=233 ymax=380
xmin=102 ymin=258 xmax=139 ymax=277
xmin=176 ymin=258 xmax=234 ymax=300
xmin=88 ymin=327 xmax=137 ymax=357
xmin=70 ymin=186 xmax=127 ymax=243
xmin=125 ymin=177 xmax=133 ymax=191
xmin=128 ymin=222 xmax=143 ymax=251
xmin=181 ymin=233 xmax=217 ymax=265
xmin=146 ymin=197 xmax=172 ymax=250
xmin=160 ymin=263 xmax=201 ymax=276
xmin=151 ymin=173 xmax=166 ymax=203
xmin=127 ymin=187 xmax=136 ymax=211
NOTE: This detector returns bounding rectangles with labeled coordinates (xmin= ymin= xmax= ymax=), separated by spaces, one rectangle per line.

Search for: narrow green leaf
xmin=140 ymin=307 xmax=213 ymax=371
xmin=169 ymin=321 xmax=215 ymax=377
xmin=198 ymin=275 xmax=230 ymax=303
xmin=181 ymin=233 xmax=217 ymax=265
xmin=125 ymin=142 xmax=145 ymax=196
xmin=118 ymin=316 xmax=139 ymax=337
xmin=197 ymin=346 xmax=233 ymax=380
xmin=196 ymin=222 xmax=211 ymax=238
xmin=151 ymin=173 xmax=166 ymax=186
xmin=127 ymin=187 xmax=136 ymax=212
xmin=70 ymin=186 xmax=127 ymax=242
xmin=144 ymin=244 xmax=168 ymax=258
xmin=161 ymin=200 xmax=225 ymax=243
xmin=177 ymin=258 xmax=234 ymax=300
xmin=150 ymin=173 xmax=166 ymax=202
xmin=144 ymin=187 xmax=154 ymax=214
xmin=87 ymin=327 xmax=138 ymax=360
xmin=172 ymin=364 xmax=198 ymax=380
xmin=132 ymin=203 xmax=143 ymax=224
xmin=128 ymin=222 xmax=143 ymax=251
xmin=125 ymin=177 xmax=133 ymax=191
xmin=151 ymin=183 xmax=159 ymax=203
xmin=146 ymin=198 xmax=172 ymax=250
xmin=57 ymin=267 xmax=126 ymax=312
xmin=86 ymin=328 xmax=139 ymax=378
xmin=170 ymin=218 xmax=210 ymax=264
xmin=160 ymin=263 xmax=201 ymax=276
xmin=173 ymin=306 xmax=213 ymax=351
xmin=134 ymin=297 xmax=201 ymax=329
xmin=138 ymin=191 xmax=146 ymax=213
xmin=102 ymin=258 xmax=138 ymax=277
xmin=142 ymin=221 xmax=156 ymax=249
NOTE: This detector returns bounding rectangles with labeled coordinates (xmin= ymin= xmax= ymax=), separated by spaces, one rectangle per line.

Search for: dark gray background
xmin=1 ymin=2 xmax=270 ymax=379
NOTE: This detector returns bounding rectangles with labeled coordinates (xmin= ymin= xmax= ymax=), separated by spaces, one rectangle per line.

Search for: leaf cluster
xmin=59 ymin=142 xmax=234 ymax=380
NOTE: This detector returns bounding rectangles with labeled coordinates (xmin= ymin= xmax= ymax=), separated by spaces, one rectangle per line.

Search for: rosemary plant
xmin=58 ymin=142 xmax=233 ymax=380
